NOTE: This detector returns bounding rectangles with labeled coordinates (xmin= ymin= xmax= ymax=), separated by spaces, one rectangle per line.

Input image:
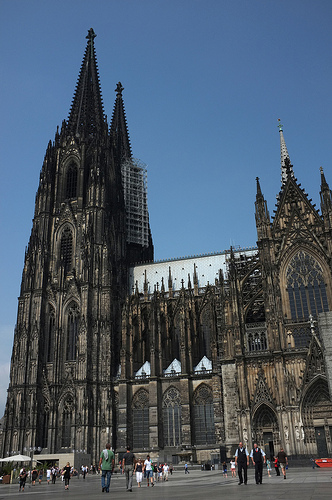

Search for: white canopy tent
xmin=0 ymin=454 xmax=31 ymax=462
xmin=0 ymin=454 xmax=33 ymax=485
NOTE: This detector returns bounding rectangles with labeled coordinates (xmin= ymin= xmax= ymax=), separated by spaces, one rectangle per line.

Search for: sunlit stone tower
xmin=1 ymin=29 xmax=153 ymax=463
xmin=2 ymin=31 xmax=332 ymax=466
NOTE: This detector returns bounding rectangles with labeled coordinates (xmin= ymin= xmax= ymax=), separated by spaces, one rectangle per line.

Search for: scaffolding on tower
xmin=121 ymin=158 xmax=150 ymax=248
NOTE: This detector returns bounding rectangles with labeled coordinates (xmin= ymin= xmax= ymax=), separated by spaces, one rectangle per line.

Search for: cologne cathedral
xmin=1 ymin=29 xmax=332 ymax=467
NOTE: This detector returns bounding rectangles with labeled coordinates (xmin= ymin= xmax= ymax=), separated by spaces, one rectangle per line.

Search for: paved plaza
xmin=0 ymin=467 xmax=331 ymax=500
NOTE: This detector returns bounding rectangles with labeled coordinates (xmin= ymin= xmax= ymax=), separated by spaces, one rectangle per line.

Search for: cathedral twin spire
xmin=67 ymin=28 xmax=105 ymax=138
xmin=67 ymin=28 xmax=131 ymax=157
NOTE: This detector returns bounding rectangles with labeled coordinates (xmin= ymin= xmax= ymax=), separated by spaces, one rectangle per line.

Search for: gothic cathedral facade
xmin=1 ymin=30 xmax=332 ymax=465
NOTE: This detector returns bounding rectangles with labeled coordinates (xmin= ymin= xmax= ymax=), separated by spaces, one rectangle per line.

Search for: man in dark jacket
xmin=235 ymin=441 xmax=249 ymax=485
xmin=250 ymin=443 xmax=266 ymax=484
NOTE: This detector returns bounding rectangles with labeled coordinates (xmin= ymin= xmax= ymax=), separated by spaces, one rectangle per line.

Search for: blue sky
xmin=0 ymin=0 xmax=331 ymax=417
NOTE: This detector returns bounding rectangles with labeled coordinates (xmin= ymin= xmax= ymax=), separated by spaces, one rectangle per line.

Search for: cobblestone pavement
xmin=0 ymin=467 xmax=331 ymax=500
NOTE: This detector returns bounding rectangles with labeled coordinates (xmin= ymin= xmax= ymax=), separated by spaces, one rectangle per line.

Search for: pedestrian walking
xmin=134 ymin=458 xmax=143 ymax=487
xmin=19 ymin=468 xmax=28 ymax=492
xmin=153 ymin=463 xmax=158 ymax=483
xmin=274 ymin=456 xmax=280 ymax=476
xmin=230 ymin=459 xmax=236 ymax=477
xmin=62 ymin=462 xmax=72 ymax=490
xmin=31 ymin=467 xmax=38 ymax=485
xmin=46 ymin=468 xmax=51 ymax=484
xmin=98 ymin=443 xmax=115 ymax=493
xmin=163 ymin=462 xmax=169 ymax=481
xmin=235 ymin=441 xmax=249 ymax=485
xmin=143 ymin=455 xmax=154 ymax=486
xmin=277 ymin=448 xmax=288 ymax=479
xmin=122 ymin=446 xmax=135 ymax=492
xmin=266 ymin=458 xmax=272 ymax=477
xmin=250 ymin=443 xmax=266 ymax=484
xmin=51 ymin=466 xmax=57 ymax=483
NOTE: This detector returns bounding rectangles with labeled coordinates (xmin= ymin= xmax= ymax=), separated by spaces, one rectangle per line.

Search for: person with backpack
xmin=250 ymin=443 xmax=266 ymax=484
xmin=98 ymin=443 xmax=115 ymax=493
xmin=19 ymin=468 xmax=28 ymax=492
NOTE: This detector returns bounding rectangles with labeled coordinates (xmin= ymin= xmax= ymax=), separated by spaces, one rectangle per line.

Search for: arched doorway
xmin=252 ymin=403 xmax=279 ymax=460
xmin=301 ymin=377 xmax=332 ymax=457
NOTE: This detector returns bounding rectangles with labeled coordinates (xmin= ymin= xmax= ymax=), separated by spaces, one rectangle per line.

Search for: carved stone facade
xmin=1 ymin=31 xmax=332 ymax=464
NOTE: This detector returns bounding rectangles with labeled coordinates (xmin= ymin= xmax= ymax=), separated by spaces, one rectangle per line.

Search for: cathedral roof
xmin=129 ymin=247 xmax=257 ymax=294
xmin=67 ymin=28 xmax=105 ymax=138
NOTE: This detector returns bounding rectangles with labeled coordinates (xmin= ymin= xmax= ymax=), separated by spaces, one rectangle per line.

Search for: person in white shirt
xmin=163 ymin=463 xmax=169 ymax=481
xmin=230 ymin=459 xmax=236 ymax=478
xmin=46 ymin=468 xmax=51 ymax=484
xmin=143 ymin=455 xmax=154 ymax=487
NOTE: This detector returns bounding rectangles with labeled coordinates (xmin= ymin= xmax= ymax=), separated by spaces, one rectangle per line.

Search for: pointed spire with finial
xmin=67 ymin=28 xmax=105 ymax=139
xmin=168 ymin=266 xmax=173 ymax=298
xmin=109 ymin=81 xmax=132 ymax=161
xmin=255 ymin=176 xmax=271 ymax=238
xmin=278 ymin=119 xmax=294 ymax=184
xmin=320 ymin=166 xmax=332 ymax=227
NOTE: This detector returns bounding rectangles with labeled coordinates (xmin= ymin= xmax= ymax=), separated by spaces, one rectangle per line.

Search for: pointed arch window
xmin=61 ymin=397 xmax=74 ymax=448
xmin=162 ymin=387 xmax=181 ymax=447
xmin=193 ymin=384 xmax=215 ymax=444
xmin=60 ymin=228 xmax=73 ymax=276
xmin=132 ymin=390 xmax=149 ymax=449
xmin=47 ymin=306 xmax=55 ymax=362
xmin=172 ymin=313 xmax=181 ymax=361
xmin=246 ymin=324 xmax=267 ymax=352
xmin=42 ymin=401 xmax=50 ymax=449
xmin=66 ymin=163 xmax=78 ymax=199
xmin=66 ymin=303 xmax=79 ymax=360
xmin=200 ymin=307 xmax=212 ymax=358
xmin=286 ymin=251 xmax=329 ymax=321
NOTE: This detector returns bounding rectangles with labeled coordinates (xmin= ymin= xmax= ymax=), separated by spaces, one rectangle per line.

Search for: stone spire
xmin=278 ymin=119 xmax=294 ymax=184
xmin=110 ymin=82 xmax=132 ymax=162
xmin=67 ymin=28 xmax=105 ymax=139
xmin=320 ymin=166 xmax=332 ymax=229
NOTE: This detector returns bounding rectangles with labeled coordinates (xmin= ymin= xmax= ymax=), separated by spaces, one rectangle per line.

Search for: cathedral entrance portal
xmin=252 ymin=403 xmax=278 ymax=460
xmin=302 ymin=377 xmax=332 ymax=457
xmin=315 ymin=427 xmax=328 ymax=457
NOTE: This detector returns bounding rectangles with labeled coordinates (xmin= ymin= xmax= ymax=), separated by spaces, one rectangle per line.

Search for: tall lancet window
xmin=61 ymin=397 xmax=74 ymax=448
xmin=66 ymin=162 xmax=78 ymax=199
xmin=66 ymin=303 xmax=79 ymax=360
xmin=47 ymin=306 xmax=55 ymax=362
xmin=201 ymin=307 xmax=212 ymax=358
xmin=162 ymin=387 xmax=181 ymax=447
xmin=286 ymin=251 xmax=329 ymax=321
xmin=193 ymin=384 xmax=215 ymax=444
xmin=60 ymin=228 xmax=73 ymax=276
xmin=132 ymin=389 xmax=149 ymax=449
